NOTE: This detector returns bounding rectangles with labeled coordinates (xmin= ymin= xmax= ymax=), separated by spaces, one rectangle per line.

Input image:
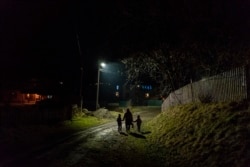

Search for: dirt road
xmin=1 ymin=107 xmax=162 ymax=167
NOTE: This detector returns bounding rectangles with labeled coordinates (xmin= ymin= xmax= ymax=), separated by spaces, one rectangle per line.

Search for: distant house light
xmin=35 ymin=94 xmax=40 ymax=99
xmin=59 ymin=81 xmax=63 ymax=85
xmin=47 ymin=95 xmax=53 ymax=99
xmin=141 ymin=85 xmax=153 ymax=90
xmin=145 ymin=93 xmax=150 ymax=98
xmin=115 ymin=91 xmax=119 ymax=97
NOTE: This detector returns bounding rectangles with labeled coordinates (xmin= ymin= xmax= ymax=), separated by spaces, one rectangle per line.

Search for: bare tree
xmin=121 ymin=42 xmax=249 ymax=97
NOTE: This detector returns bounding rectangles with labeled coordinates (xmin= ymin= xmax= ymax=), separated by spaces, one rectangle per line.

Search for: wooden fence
xmin=162 ymin=65 xmax=249 ymax=112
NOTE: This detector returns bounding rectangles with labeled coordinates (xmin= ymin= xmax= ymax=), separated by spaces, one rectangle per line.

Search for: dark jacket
xmin=123 ymin=110 xmax=133 ymax=124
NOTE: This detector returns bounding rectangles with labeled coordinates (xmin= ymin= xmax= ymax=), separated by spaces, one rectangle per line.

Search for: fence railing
xmin=162 ymin=65 xmax=249 ymax=112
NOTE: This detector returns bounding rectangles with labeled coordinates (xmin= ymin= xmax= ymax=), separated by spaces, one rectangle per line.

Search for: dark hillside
xmin=146 ymin=102 xmax=250 ymax=167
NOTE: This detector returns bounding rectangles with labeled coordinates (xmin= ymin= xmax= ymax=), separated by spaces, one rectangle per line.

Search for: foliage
xmin=72 ymin=104 xmax=86 ymax=118
xmin=198 ymin=93 xmax=213 ymax=103
xmin=121 ymin=43 xmax=249 ymax=97
xmin=121 ymin=45 xmax=195 ymax=97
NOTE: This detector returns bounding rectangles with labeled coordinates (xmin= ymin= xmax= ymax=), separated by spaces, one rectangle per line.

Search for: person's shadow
xmin=119 ymin=132 xmax=128 ymax=136
xmin=141 ymin=131 xmax=151 ymax=135
xmin=129 ymin=132 xmax=146 ymax=139
xmin=119 ymin=131 xmax=151 ymax=138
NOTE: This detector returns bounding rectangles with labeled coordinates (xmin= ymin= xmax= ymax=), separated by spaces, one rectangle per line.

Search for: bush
xmin=198 ymin=93 xmax=213 ymax=103
xmin=71 ymin=104 xmax=86 ymax=118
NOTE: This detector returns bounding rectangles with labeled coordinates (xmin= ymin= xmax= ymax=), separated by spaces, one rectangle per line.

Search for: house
xmin=0 ymin=78 xmax=64 ymax=105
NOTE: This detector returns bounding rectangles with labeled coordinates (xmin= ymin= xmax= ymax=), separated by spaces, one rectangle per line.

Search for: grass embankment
xmin=145 ymin=102 xmax=250 ymax=167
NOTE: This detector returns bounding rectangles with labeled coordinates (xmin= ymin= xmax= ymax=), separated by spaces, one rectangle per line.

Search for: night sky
xmin=1 ymin=0 xmax=250 ymax=87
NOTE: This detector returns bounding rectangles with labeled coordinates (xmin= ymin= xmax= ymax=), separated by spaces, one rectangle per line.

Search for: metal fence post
xmin=190 ymin=79 xmax=194 ymax=102
xmin=246 ymin=64 xmax=250 ymax=101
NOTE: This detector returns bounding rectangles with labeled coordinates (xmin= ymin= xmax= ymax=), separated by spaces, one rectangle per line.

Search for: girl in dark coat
xmin=134 ymin=115 xmax=142 ymax=132
xmin=117 ymin=114 xmax=122 ymax=132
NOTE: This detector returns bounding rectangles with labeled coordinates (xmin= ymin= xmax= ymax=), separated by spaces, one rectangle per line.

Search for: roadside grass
xmin=145 ymin=101 xmax=250 ymax=167
xmin=62 ymin=115 xmax=112 ymax=132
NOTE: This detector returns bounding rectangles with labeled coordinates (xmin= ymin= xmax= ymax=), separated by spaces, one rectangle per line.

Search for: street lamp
xmin=96 ymin=62 xmax=106 ymax=110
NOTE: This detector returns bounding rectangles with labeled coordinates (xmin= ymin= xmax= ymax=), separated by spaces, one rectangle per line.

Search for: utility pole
xmin=96 ymin=68 xmax=100 ymax=110
xmin=76 ymin=32 xmax=83 ymax=112
xmin=80 ymin=67 xmax=83 ymax=112
xmin=96 ymin=62 xmax=106 ymax=110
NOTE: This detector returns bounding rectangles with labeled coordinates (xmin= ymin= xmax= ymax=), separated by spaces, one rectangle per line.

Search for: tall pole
xmin=95 ymin=62 xmax=105 ymax=110
xmin=96 ymin=68 xmax=100 ymax=110
xmin=80 ymin=67 xmax=83 ymax=112
xmin=76 ymin=31 xmax=83 ymax=112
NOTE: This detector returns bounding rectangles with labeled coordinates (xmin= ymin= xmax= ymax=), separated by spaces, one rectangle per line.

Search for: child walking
xmin=134 ymin=115 xmax=142 ymax=132
xmin=117 ymin=114 xmax=122 ymax=133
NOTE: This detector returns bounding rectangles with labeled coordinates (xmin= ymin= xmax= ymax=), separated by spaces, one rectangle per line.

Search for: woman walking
xmin=123 ymin=108 xmax=133 ymax=132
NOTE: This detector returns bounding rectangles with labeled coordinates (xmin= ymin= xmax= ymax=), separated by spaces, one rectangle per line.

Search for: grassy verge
xmin=62 ymin=116 xmax=111 ymax=131
xmin=145 ymin=101 xmax=250 ymax=167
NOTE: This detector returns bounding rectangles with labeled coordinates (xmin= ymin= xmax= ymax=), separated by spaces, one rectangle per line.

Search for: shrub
xmin=198 ymin=93 xmax=213 ymax=103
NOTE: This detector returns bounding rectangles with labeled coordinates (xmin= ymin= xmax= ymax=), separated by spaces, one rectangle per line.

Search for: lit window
xmin=35 ymin=94 xmax=40 ymax=99
xmin=47 ymin=95 xmax=53 ymax=99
